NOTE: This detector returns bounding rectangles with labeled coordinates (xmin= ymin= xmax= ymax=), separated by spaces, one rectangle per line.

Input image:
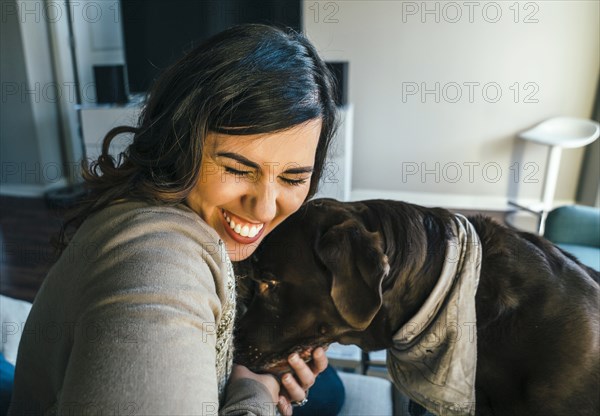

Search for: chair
xmin=509 ymin=117 xmax=599 ymax=235
xmin=543 ymin=205 xmax=600 ymax=271
xmin=337 ymin=371 xmax=396 ymax=416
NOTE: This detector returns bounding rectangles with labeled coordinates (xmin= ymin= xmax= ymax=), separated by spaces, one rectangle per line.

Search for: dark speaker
xmin=326 ymin=61 xmax=349 ymax=107
xmin=93 ymin=65 xmax=129 ymax=104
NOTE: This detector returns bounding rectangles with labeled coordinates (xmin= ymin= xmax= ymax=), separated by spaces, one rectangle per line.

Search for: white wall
xmin=15 ymin=0 xmax=597 ymax=209
xmin=1 ymin=0 xmax=127 ymax=197
xmin=1 ymin=0 xmax=67 ymax=196
xmin=1 ymin=0 xmax=39 ymax=185
xmin=304 ymin=0 xmax=600 ymax=209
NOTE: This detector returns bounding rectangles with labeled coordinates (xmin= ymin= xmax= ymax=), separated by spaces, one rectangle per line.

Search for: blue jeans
xmin=293 ymin=365 xmax=345 ymax=416
xmin=0 ymin=353 xmax=15 ymax=416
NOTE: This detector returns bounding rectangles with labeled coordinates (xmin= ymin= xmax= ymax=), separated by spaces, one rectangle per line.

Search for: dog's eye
xmin=257 ymin=280 xmax=279 ymax=295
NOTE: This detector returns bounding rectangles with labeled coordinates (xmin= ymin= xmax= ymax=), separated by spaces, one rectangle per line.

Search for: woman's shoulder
xmin=51 ymin=200 xmax=231 ymax=311
xmin=66 ymin=200 xmax=229 ymax=286
xmin=78 ymin=200 xmax=220 ymax=250
xmin=95 ymin=199 xmax=218 ymax=238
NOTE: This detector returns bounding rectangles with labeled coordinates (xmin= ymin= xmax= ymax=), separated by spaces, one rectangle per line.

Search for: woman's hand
xmin=277 ymin=347 xmax=328 ymax=416
xmin=229 ymin=347 xmax=328 ymax=416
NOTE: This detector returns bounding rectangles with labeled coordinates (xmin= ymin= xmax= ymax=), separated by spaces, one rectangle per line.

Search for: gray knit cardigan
xmin=8 ymin=201 xmax=274 ymax=415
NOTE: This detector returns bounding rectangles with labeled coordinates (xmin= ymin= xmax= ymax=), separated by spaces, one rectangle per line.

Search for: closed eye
xmin=226 ymin=167 xmax=308 ymax=186
xmin=280 ymin=177 xmax=309 ymax=186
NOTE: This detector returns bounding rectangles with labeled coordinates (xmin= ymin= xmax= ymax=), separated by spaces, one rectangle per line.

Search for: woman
xmin=8 ymin=24 xmax=340 ymax=415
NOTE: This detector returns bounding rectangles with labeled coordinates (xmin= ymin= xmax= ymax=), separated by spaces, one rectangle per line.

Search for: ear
xmin=316 ymin=219 xmax=390 ymax=330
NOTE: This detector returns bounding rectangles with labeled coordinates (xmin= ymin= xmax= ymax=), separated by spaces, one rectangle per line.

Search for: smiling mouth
xmin=221 ymin=209 xmax=265 ymax=243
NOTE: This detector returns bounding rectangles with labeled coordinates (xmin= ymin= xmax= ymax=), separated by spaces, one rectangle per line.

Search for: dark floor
xmin=0 ymin=196 xmax=507 ymax=303
xmin=0 ymin=197 xmax=66 ymax=302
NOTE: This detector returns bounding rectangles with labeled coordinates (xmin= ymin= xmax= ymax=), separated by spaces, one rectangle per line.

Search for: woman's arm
xmin=56 ymin=208 xmax=277 ymax=415
xmin=57 ymin=275 xmax=276 ymax=415
xmin=225 ymin=349 xmax=329 ymax=416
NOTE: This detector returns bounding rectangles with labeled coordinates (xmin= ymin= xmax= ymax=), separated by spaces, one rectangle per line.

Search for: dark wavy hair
xmin=58 ymin=24 xmax=339 ymax=249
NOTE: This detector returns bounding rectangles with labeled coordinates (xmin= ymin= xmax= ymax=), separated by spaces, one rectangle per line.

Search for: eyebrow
xmin=216 ymin=152 xmax=314 ymax=174
xmin=284 ymin=166 xmax=314 ymax=174
xmin=216 ymin=152 xmax=259 ymax=169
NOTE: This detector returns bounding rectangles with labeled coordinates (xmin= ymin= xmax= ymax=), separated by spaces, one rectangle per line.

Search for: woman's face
xmin=186 ymin=118 xmax=322 ymax=261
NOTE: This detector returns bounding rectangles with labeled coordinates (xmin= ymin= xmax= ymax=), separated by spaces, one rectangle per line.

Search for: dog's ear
xmin=316 ymin=219 xmax=390 ymax=330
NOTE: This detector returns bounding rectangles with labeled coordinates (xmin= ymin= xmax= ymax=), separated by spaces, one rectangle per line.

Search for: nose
xmin=245 ymin=177 xmax=278 ymax=223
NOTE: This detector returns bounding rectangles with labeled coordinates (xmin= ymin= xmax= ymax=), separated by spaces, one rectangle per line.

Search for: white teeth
xmin=223 ymin=210 xmax=264 ymax=238
xmin=241 ymin=225 xmax=250 ymax=237
xmin=248 ymin=226 xmax=258 ymax=238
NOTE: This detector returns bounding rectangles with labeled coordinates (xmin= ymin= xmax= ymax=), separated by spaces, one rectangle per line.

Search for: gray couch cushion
xmin=338 ymin=371 xmax=393 ymax=416
xmin=0 ymin=295 xmax=33 ymax=366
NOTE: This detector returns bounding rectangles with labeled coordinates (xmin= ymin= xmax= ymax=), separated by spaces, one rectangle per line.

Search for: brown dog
xmin=234 ymin=198 xmax=599 ymax=416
